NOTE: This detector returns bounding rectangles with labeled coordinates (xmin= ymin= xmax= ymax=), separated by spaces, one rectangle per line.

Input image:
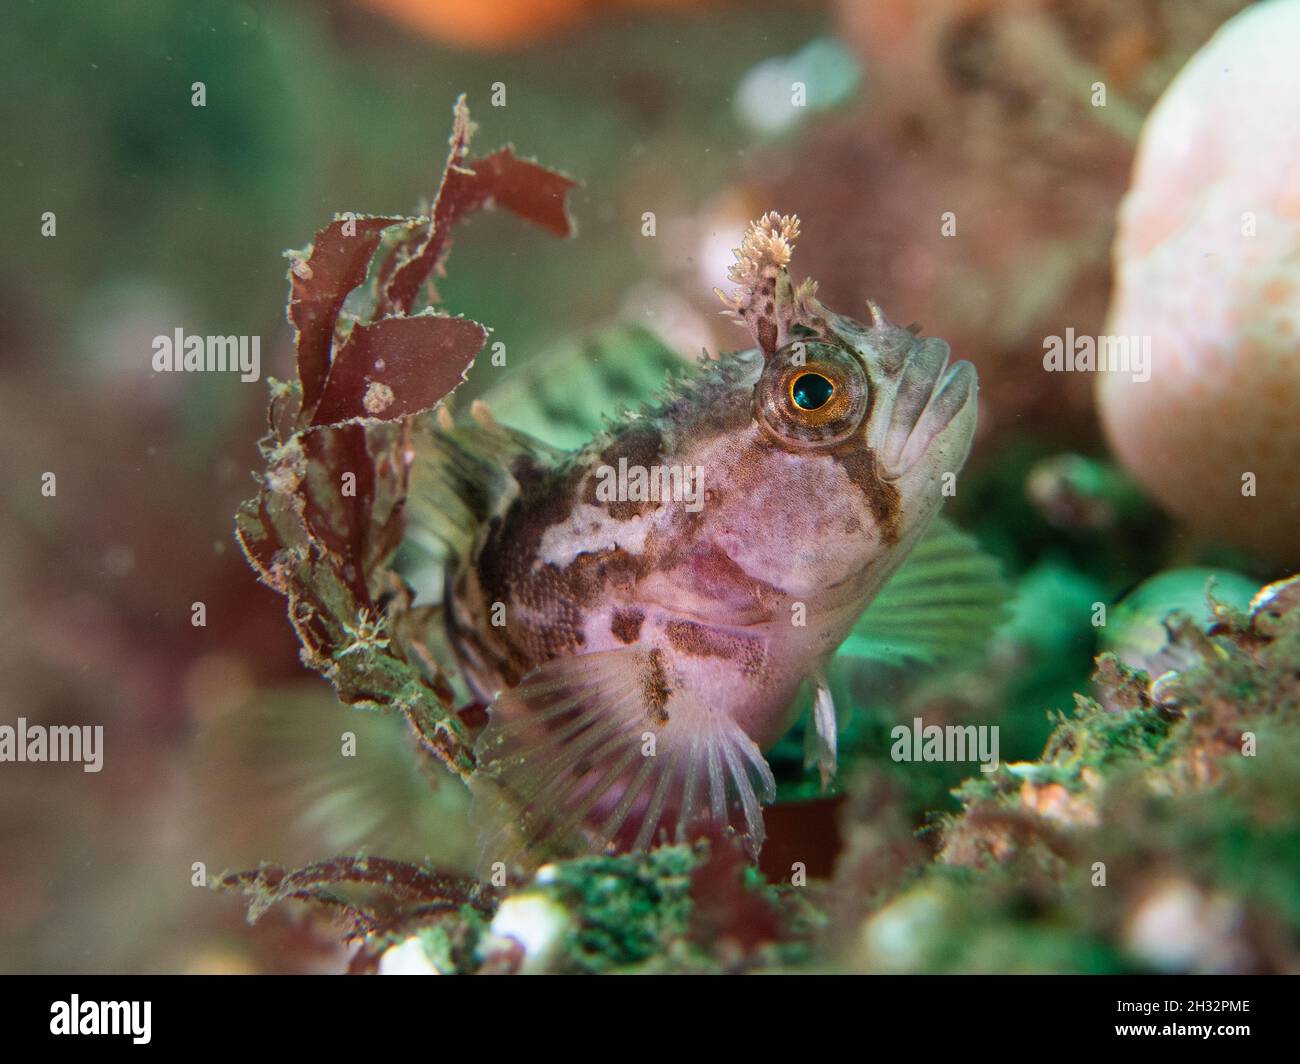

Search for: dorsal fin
xmin=475 ymin=324 xmax=688 ymax=450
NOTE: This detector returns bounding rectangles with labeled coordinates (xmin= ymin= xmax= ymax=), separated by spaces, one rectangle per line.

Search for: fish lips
xmin=877 ymin=336 xmax=979 ymax=482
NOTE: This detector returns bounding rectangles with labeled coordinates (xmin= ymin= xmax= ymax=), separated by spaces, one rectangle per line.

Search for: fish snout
xmin=878 ymin=336 xmax=978 ymax=481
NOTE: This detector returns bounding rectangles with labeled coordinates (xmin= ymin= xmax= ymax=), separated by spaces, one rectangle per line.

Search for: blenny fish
xmin=404 ymin=213 xmax=988 ymax=863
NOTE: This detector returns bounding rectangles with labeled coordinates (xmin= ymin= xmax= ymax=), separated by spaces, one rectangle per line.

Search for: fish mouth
xmin=878 ymin=336 xmax=978 ymax=480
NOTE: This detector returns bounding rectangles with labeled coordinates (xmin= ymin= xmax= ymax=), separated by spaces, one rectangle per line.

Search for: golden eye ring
xmin=755 ymin=340 xmax=871 ymax=448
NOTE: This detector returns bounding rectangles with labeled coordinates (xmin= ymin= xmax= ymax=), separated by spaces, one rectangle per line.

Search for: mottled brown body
xmin=446 ymin=347 xmax=905 ymax=741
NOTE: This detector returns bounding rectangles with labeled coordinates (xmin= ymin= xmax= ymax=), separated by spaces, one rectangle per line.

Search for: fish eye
xmin=790 ymin=373 xmax=834 ymax=411
xmin=755 ymin=340 xmax=871 ymax=449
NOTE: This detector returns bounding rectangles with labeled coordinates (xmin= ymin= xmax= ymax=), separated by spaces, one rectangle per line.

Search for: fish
xmin=402 ymin=212 xmax=1000 ymax=865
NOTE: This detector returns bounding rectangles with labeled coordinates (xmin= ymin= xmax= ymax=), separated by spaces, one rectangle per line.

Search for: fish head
xmin=708 ymin=213 xmax=979 ymax=616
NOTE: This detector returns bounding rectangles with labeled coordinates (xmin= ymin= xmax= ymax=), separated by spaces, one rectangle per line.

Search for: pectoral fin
xmin=838 ymin=518 xmax=1010 ymax=666
xmin=802 ymin=670 xmax=838 ymax=790
xmin=400 ymin=402 xmax=563 ymax=606
xmin=472 ymin=646 xmax=776 ymax=869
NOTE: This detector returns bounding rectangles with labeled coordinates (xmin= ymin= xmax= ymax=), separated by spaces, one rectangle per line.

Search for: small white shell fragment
xmin=487 ymin=892 xmax=570 ymax=974
xmin=859 ymin=886 xmax=947 ymax=973
xmin=378 ymin=935 xmax=441 ymax=976
xmin=1124 ymin=879 xmax=1246 ymax=973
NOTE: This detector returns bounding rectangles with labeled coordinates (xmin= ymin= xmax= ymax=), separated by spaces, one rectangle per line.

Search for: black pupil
xmin=791 ymin=373 xmax=834 ymax=410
